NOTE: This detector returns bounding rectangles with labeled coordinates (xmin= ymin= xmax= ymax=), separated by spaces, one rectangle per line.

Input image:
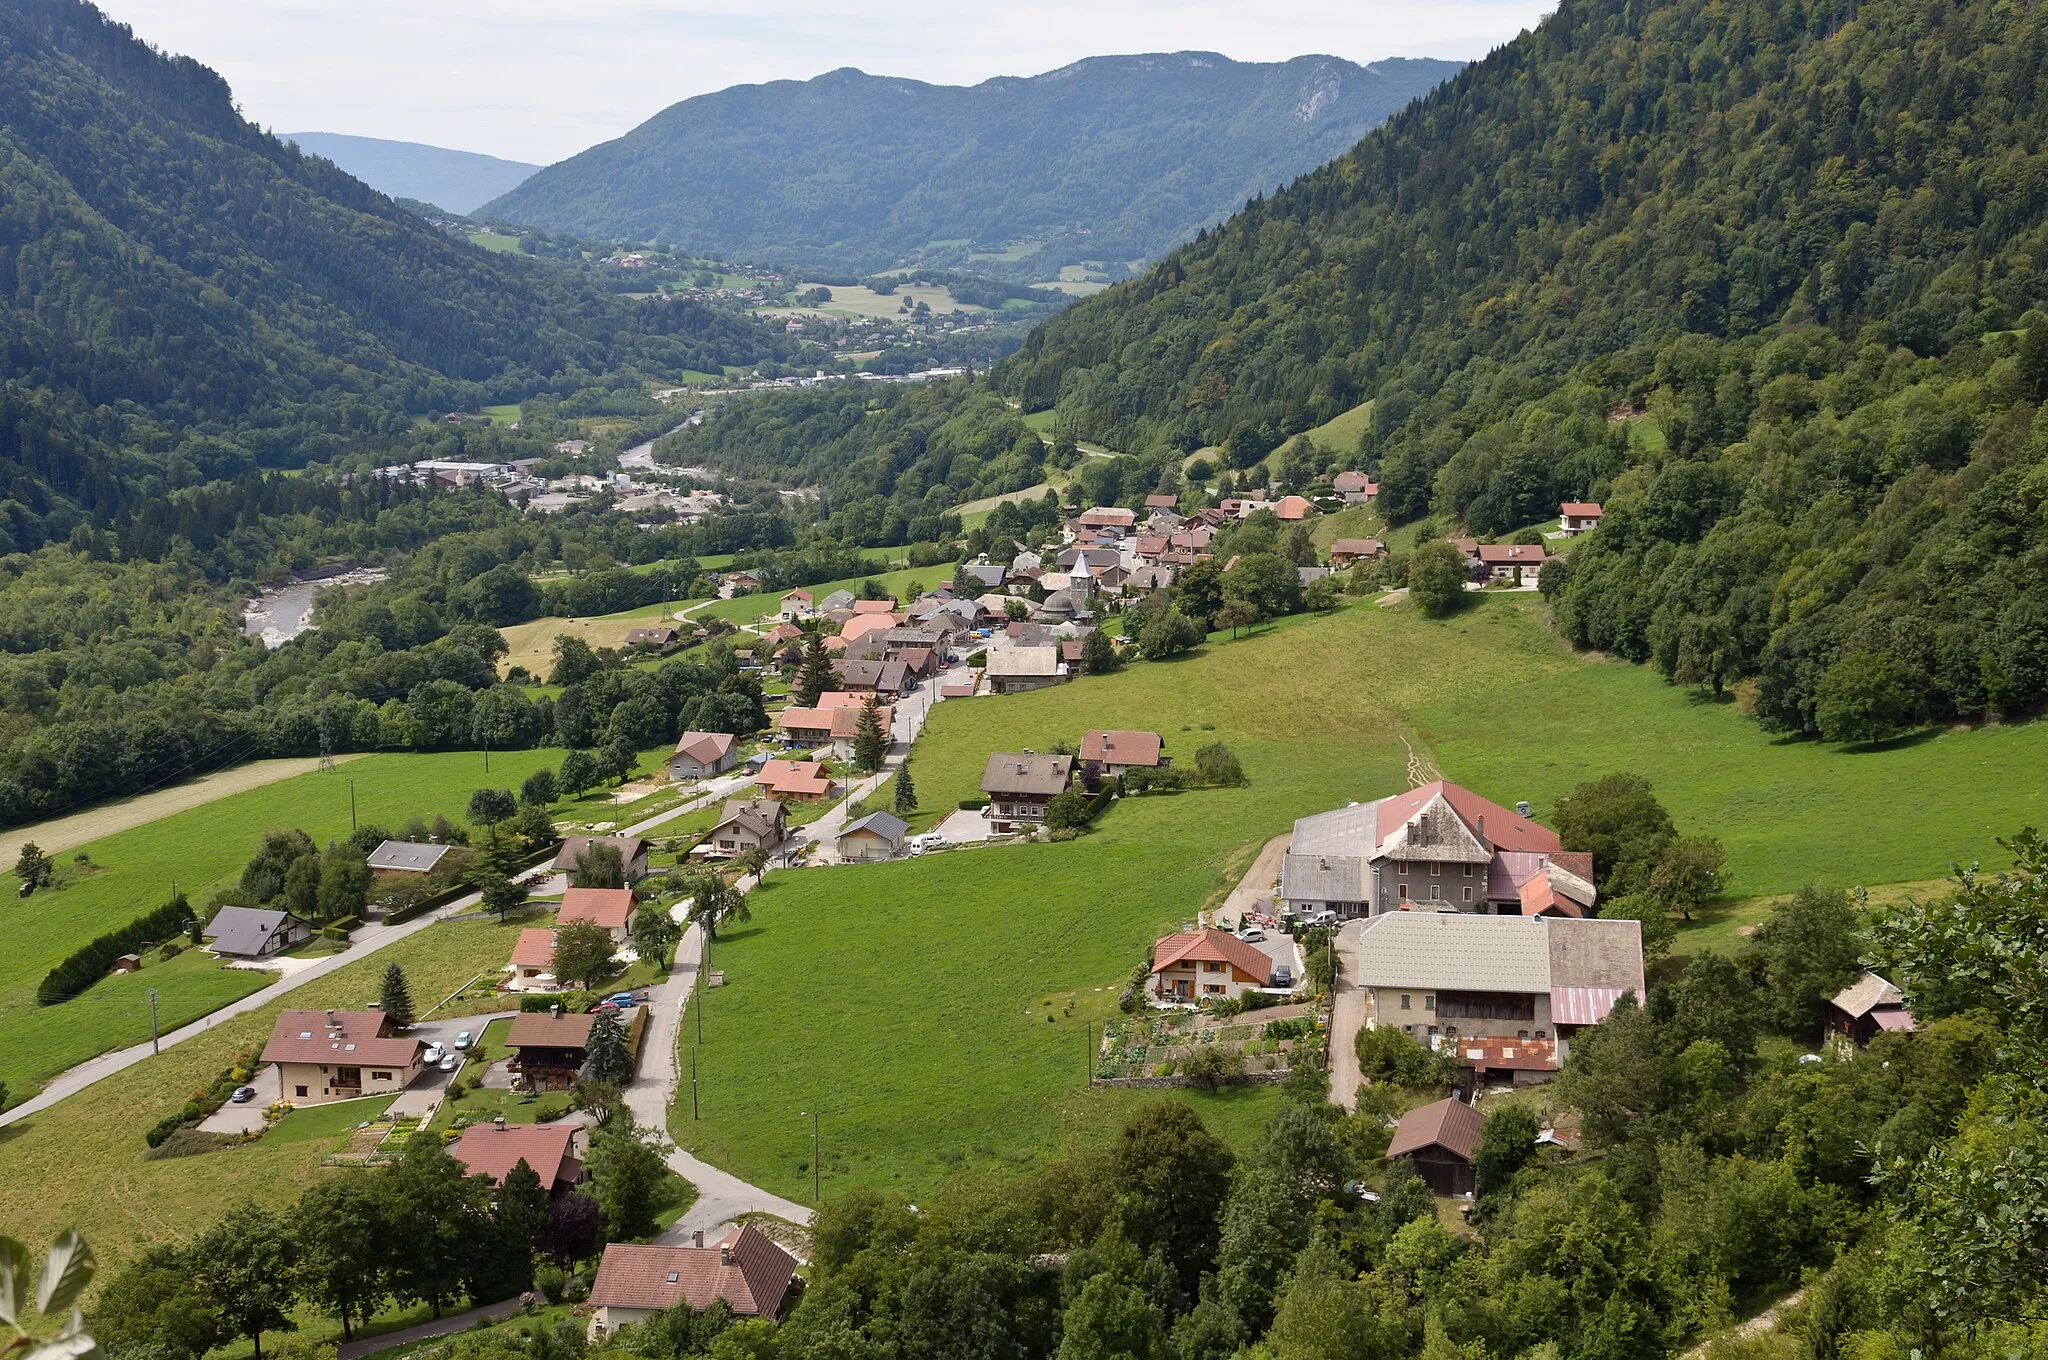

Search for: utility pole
xmin=349 ymin=780 xmax=357 ymax=831
xmin=148 ymin=988 xmax=161 ymax=1056
xmin=691 ymin=1049 xmax=699 ymax=1119
xmin=806 ymin=1109 xmax=820 ymax=1204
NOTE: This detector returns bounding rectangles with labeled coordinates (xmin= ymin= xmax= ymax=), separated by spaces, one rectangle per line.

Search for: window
xmin=1518 ymin=1030 xmax=1529 ymax=1041
xmin=1430 ymin=885 xmax=1442 ymax=900
xmin=1535 ymin=1030 xmax=1548 ymax=1040
xmin=1463 ymin=886 xmax=1473 ymax=903
xmin=1397 ymin=861 xmax=1408 ymax=876
xmin=1424 ymin=994 xmax=1435 ymax=1011
xmin=1427 ymin=1025 xmax=1440 ymax=1037
xmin=1463 ymin=864 xmax=1474 ymax=877
xmin=1204 ymin=984 xmax=1225 ymax=995
xmin=372 ymin=1071 xmax=392 ymax=1081
xmin=1203 ymin=961 xmax=1224 ymax=972
xmin=1400 ymin=993 xmax=1412 ymax=1010
xmin=1430 ymin=862 xmax=1441 ymax=876
xmin=1398 ymin=884 xmax=1408 ymax=900
xmin=295 ymin=1085 xmax=308 ymax=1098
xmin=1445 ymin=1026 xmax=1458 ymax=1038
xmin=1403 ymin=1024 xmax=1415 ymax=1034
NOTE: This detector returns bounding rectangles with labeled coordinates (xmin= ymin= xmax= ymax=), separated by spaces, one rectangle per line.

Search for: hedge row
xmin=38 ymin=893 xmax=191 ymax=1005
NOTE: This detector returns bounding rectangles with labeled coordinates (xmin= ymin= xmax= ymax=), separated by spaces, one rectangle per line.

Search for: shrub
xmin=1354 ymin=1024 xmax=1466 ymax=1090
xmin=1193 ymin=742 xmax=1246 ymax=787
xmin=1155 ymin=1060 xmax=1176 ymax=1077
xmin=1047 ymin=827 xmax=1080 ymax=842
xmin=1180 ymin=1044 xmax=1236 ymax=1090
xmin=157 ymin=941 xmax=184 ymax=961
xmin=958 ymin=796 xmax=990 ymax=811
xmin=534 ymin=1266 xmax=567 ymax=1304
xmin=445 ymin=1083 xmax=467 ymax=1102
xmin=536 ymin=1095 xmax=572 ymax=1121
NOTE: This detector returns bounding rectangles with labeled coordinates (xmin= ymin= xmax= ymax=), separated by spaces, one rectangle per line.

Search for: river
xmin=243 ymin=566 xmax=387 ymax=648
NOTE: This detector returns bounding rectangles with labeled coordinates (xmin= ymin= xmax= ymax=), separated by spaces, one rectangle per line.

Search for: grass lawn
xmin=1309 ymin=503 xmax=1386 ymax=554
xmin=674 ymin=593 xmax=2048 ymax=1206
xmin=0 ymin=912 xmax=532 ymax=1263
xmin=265 ymin=1093 xmax=397 ymax=1144
xmin=466 ymin=231 xmax=522 ymax=253
xmin=482 ymin=403 xmax=522 ymax=425
xmin=688 ymin=561 xmax=959 ymax=630
xmin=1 ymin=749 xmax=568 ymax=1098
xmin=1300 ymin=399 xmax=1375 ymax=456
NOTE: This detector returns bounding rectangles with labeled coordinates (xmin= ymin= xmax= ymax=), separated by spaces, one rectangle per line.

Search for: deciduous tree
xmin=551 ymin=919 xmax=618 ymax=991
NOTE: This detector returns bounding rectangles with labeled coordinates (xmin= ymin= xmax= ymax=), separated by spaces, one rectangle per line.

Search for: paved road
xmin=794 ymin=675 xmax=942 ymax=864
xmin=1328 ymin=918 xmax=1371 ymax=1111
xmin=0 ymin=865 xmax=553 ymax=1129
xmin=627 ymin=919 xmax=814 ymax=1238
xmin=335 ymin=1298 xmax=525 ymax=1360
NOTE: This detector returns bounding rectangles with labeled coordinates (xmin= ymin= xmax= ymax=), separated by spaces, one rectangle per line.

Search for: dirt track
xmin=0 ymin=755 xmax=365 ymax=864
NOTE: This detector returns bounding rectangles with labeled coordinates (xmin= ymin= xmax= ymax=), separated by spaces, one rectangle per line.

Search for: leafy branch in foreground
xmin=0 ymin=1230 xmax=100 ymax=1360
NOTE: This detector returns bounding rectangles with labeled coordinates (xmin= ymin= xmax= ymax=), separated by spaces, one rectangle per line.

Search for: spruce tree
xmin=379 ymin=963 xmax=415 ymax=1028
xmin=794 ymin=631 xmax=833 ymax=707
xmin=894 ymin=760 xmax=918 ymax=815
xmin=580 ymin=1008 xmax=634 ymax=1086
xmin=852 ymin=695 xmax=887 ymax=773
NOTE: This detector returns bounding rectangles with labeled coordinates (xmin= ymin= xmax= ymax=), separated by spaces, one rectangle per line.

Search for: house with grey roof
xmin=367 ymin=839 xmax=452 ymax=874
xmin=204 ymin=906 xmax=313 ymax=958
xmin=980 ymin=752 xmax=1075 ymax=831
xmin=1353 ymin=913 xmax=1643 ymax=1083
xmin=985 ymin=645 xmax=1066 ymax=694
xmin=837 ymin=811 xmax=909 ymax=862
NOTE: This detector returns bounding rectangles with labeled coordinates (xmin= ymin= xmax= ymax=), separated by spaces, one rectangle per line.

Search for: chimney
xmin=693 ymin=1231 xmax=704 ymax=1249
xmin=1516 ymin=801 xmax=1532 ymax=817
xmin=551 ymin=1004 xmax=562 ymax=1018
xmin=494 ymin=1116 xmax=506 ymax=1131
xmin=325 ymin=1010 xmax=336 ymax=1025
xmin=720 ymin=1245 xmax=732 ymax=1267
xmin=1477 ymin=815 xmax=1485 ymax=839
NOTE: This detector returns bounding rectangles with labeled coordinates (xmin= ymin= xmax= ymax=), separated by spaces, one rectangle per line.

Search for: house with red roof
xmin=667 ymin=730 xmax=739 ymax=782
xmin=1559 ymin=501 xmax=1604 ymax=536
xmin=756 ymin=758 xmax=835 ymax=802
xmin=505 ymin=928 xmax=560 ymax=992
xmin=587 ymin=1225 xmax=801 ymax=1337
xmin=449 ymin=1121 xmax=585 ymax=1195
xmin=1477 ymin=543 xmax=1552 ymax=582
xmin=1151 ymin=928 xmax=1274 ymax=1004
xmin=1273 ymin=494 xmax=1315 ymax=521
xmin=1328 ymin=538 xmax=1386 ymax=566
xmin=1079 ymin=729 xmax=1166 ymax=781
xmin=261 ymin=1009 xmax=423 ymax=1105
xmin=558 ymin=887 xmax=636 ymax=944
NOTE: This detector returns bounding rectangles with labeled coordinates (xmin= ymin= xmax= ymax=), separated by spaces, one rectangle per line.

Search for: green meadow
xmin=683 ymin=593 xmax=2047 ymax=1203
xmin=0 ymin=748 xmax=564 ymax=1096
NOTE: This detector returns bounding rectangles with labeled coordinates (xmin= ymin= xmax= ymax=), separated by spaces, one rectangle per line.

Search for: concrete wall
xmin=1370 ymin=987 xmax=1554 ymax=1043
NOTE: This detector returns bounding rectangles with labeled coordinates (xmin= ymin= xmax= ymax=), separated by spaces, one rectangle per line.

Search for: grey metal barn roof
xmin=367 ymin=839 xmax=451 ymax=873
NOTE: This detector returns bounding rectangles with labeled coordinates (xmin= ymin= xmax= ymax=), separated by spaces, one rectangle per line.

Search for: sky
xmin=101 ymin=1 xmax=1555 ymax=166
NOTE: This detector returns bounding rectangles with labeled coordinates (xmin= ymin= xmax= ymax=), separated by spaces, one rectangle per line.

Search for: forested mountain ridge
xmin=1004 ymin=0 xmax=2048 ymax=738
xmin=481 ymin=54 xmax=1462 ymax=276
xmin=0 ymin=0 xmax=780 ymax=552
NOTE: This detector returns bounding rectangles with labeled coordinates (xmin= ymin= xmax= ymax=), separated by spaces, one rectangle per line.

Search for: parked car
xmin=438 ymin=1053 xmax=461 ymax=1072
xmin=1303 ymin=909 xmax=1339 ymax=928
xmin=421 ymin=1043 xmax=445 ymax=1065
xmin=453 ymin=1031 xmax=473 ymax=1050
xmin=607 ymin=992 xmax=637 ymax=1008
xmin=1237 ymin=927 xmax=1266 ymax=943
xmin=1272 ymin=965 xmax=1294 ymax=988
xmin=230 ymin=1086 xmax=257 ymax=1104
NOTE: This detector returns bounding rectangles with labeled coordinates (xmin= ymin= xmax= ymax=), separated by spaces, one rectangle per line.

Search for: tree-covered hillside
xmin=0 ymin=0 xmax=780 ymax=550
xmin=1005 ymin=0 xmax=2048 ymax=737
xmin=655 ymin=382 xmax=1045 ymax=546
xmin=482 ymin=54 xmax=1461 ymax=277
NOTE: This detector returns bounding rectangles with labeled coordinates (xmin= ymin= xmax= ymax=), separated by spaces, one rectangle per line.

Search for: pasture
xmin=0 ymin=749 xmax=564 ymax=1096
xmin=679 ymin=593 xmax=2048 ymax=1203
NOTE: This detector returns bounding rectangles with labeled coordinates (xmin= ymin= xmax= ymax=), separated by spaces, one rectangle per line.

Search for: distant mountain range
xmin=282 ymin=131 xmax=539 ymax=214
xmin=481 ymin=53 xmax=1462 ymax=277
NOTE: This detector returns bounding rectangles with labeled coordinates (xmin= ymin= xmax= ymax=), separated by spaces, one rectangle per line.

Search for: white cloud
xmin=99 ymin=0 xmax=1552 ymax=164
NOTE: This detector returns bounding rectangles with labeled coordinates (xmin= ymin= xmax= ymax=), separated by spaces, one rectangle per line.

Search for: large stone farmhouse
xmin=1280 ymin=780 xmax=1595 ymax=921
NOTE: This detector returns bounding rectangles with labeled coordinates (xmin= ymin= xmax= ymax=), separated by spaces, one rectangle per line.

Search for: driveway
xmin=931 ymin=809 xmax=994 ymax=845
xmin=1217 ymin=832 xmax=1291 ymax=929
xmin=196 ymin=1063 xmax=279 ymax=1133
xmin=1328 ymin=918 xmax=1372 ymax=1111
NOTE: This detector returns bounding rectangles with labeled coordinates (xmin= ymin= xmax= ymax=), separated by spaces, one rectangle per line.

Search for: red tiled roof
xmin=1373 ymin=780 xmax=1559 ymax=855
xmin=1562 ymin=502 xmax=1604 ymax=517
xmin=559 ymin=887 xmax=634 ymax=930
xmin=673 ymin=731 xmax=737 ymax=765
xmin=1551 ymin=851 xmax=1594 ymax=880
xmin=1386 ymin=1096 xmax=1484 ymax=1161
xmin=1519 ymin=871 xmax=1586 ymax=918
xmin=1145 ymin=494 xmax=1178 ymax=508
xmin=1080 ymin=729 xmax=1163 ymax=766
xmin=840 ymin=613 xmax=897 ymax=641
xmin=1478 ymin=543 xmax=1549 ymax=565
xmin=552 ymin=836 xmax=646 ymax=872
xmin=510 ymin=928 xmax=556 ymax=969
xmin=588 ymin=1225 xmax=799 ymax=1318
xmin=758 ymin=759 xmax=833 ymax=797
xmin=852 ymin=599 xmax=897 ymax=614
xmin=1274 ymin=495 xmax=1314 ymax=520
xmin=262 ymin=1009 xmax=420 ymax=1068
xmin=1329 ymin=538 xmax=1384 ymax=559
xmin=1150 ymin=928 xmax=1272 ymax=985
xmin=1454 ymin=1034 xmax=1561 ymax=1072
xmin=450 ymin=1122 xmax=581 ymax=1190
